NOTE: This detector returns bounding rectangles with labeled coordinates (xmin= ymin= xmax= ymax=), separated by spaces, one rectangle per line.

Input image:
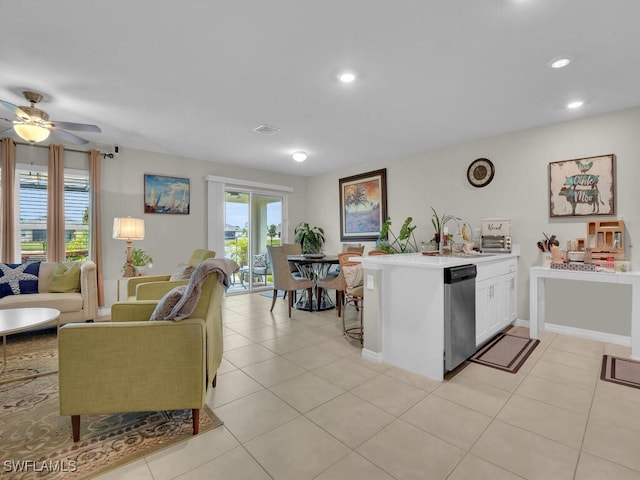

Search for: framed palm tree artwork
xmin=339 ymin=168 xmax=387 ymax=241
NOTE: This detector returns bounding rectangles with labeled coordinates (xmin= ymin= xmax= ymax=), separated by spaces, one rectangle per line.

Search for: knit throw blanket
xmin=165 ymin=258 xmax=238 ymax=320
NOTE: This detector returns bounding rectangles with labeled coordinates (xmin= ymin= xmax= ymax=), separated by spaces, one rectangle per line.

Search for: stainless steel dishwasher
xmin=444 ymin=264 xmax=477 ymax=372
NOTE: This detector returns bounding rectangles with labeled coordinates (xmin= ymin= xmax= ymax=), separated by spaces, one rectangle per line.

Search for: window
xmin=64 ymin=169 xmax=90 ymax=261
xmin=17 ymin=165 xmax=90 ymax=263
xmin=18 ymin=166 xmax=48 ymax=262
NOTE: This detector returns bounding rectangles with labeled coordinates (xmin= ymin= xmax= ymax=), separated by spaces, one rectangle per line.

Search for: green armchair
xmin=58 ymin=263 xmax=225 ymax=442
xmin=126 ymin=248 xmax=215 ymax=300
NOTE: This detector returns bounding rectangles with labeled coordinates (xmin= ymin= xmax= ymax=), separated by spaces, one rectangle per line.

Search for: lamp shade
xmin=113 ymin=217 xmax=145 ymax=240
xmin=14 ymin=124 xmax=51 ymax=143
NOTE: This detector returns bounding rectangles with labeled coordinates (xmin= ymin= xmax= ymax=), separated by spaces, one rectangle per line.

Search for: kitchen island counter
xmin=356 ymin=251 xmax=514 ymax=269
xmin=357 ymin=250 xmax=519 ymax=381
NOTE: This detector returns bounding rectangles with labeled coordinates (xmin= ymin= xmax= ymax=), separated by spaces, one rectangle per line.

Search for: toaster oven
xmin=481 ymin=235 xmax=512 ymax=253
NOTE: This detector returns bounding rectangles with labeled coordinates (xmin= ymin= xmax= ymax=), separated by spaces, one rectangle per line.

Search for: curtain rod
xmin=14 ymin=140 xmax=94 ymax=155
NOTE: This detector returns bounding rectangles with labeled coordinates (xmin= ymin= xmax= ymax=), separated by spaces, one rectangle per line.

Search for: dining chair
xmin=317 ymin=251 xmax=362 ymax=319
xmin=267 ymin=245 xmax=313 ymax=317
xmin=342 ymin=244 xmax=365 ymax=255
xmin=338 ymin=251 xmax=364 ymax=343
xmin=368 ymin=249 xmax=388 ymax=256
xmin=326 ymin=243 xmax=364 ymax=280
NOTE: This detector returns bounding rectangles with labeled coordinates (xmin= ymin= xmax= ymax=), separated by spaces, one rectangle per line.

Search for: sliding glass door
xmin=224 ymin=190 xmax=283 ymax=293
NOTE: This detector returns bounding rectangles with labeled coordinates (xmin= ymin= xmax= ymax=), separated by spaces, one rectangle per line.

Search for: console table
xmin=529 ymin=266 xmax=640 ymax=360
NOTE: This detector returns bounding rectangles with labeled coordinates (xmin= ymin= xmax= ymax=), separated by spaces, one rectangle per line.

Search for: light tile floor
xmin=97 ymin=293 xmax=640 ymax=480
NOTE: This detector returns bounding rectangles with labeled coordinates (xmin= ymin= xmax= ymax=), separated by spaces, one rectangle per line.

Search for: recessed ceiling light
xmin=550 ymin=57 xmax=572 ymax=69
xmin=338 ymin=71 xmax=356 ymax=83
xmin=567 ymin=100 xmax=584 ymax=109
xmin=292 ymin=151 xmax=307 ymax=162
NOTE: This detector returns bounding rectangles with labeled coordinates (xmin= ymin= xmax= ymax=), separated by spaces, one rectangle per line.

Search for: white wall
xmin=306 ymin=107 xmax=640 ymax=328
xmin=101 ymin=147 xmax=309 ymax=306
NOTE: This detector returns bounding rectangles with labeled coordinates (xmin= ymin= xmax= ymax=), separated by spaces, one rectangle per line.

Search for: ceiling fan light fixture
xmin=292 ymin=151 xmax=307 ymax=162
xmin=13 ymin=123 xmax=50 ymax=143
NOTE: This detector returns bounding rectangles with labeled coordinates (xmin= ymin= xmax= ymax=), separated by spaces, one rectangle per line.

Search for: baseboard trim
xmin=362 ymin=348 xmax=383 ymax=364
xmin=514 ymin=318 xmax=630 ymax=347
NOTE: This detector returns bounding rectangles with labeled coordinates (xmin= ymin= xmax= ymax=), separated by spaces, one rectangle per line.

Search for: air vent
xmin=253 ymin=124 xmax=280 ymax=134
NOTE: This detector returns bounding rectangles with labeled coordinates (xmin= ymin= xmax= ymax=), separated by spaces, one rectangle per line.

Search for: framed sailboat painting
xmin=144 ymin=174 xmax=190 ymax=215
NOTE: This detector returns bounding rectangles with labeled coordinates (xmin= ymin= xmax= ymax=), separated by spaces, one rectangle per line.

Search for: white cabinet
xmin=475 ymin=259 xmax=517 ymax=346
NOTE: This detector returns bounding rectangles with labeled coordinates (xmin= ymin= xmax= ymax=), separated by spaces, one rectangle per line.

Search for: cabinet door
xmin=488 ymin=281 xmax=503 ymax=334
xmin=475 ymin=279 xmax=491 ymax=346
xmin=507 ymin=272 xmax=517 ymax=324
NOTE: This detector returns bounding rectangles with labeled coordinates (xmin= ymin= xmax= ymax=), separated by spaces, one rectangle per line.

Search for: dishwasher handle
xmin=444 ymin=264 xmax=477 ymax=284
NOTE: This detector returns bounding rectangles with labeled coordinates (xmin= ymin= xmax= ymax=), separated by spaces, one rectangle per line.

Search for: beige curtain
xmin=1 ymin=138 xmax=16 ymax=262
xmin=89 ymin=149 xmax=105 ymax=306
xmin=47 ymin=144 xmax=65 ymax=262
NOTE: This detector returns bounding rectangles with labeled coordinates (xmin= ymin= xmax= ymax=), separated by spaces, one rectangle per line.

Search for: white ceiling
xmin=1 ymin=0 xmax=639 ymax=176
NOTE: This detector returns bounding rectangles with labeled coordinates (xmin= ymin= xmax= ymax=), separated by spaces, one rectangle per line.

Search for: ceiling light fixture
xmin=292 ymin=151 xmax=307 ymax=162
xmin=549 ymin=57 xmax=572 ymax=69
xmin=13 ymin=123 xmax=51 ymax=143
xmin=338 ymin=72 xmax=356 ymax=83
xmin=567 ymin=100 xmax=584 ymax=109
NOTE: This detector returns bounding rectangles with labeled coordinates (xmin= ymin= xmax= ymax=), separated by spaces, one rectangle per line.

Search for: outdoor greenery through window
xmin=18 ymin=166 xmax=90 ymax=263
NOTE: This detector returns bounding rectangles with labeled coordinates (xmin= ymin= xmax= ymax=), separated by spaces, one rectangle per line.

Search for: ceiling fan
xmin=0 ymin=91 xmax=101 ymax=145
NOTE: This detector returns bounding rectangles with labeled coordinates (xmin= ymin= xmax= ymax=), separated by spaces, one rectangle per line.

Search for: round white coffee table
xmin=0 ymin=307 xmax=60 ymax=381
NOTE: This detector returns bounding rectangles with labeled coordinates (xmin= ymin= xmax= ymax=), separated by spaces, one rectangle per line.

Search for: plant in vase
xmin=294 ymin=222 xmax=325 ymax=254
xmin=377 ymin=217 xmax=418 ymax=253
xmin=127 ymin=248 xmax=153 ymax=276
xmin=430 ymin=208 xmax=472 ymax=251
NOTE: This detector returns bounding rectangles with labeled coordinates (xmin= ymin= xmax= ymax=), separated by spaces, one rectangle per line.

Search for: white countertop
xmin=356 ymin=248 xmax=519 ymax=269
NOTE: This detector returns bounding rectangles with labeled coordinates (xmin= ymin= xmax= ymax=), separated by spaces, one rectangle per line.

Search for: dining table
xmin=287 ymin=254 xmax=339 ymax=311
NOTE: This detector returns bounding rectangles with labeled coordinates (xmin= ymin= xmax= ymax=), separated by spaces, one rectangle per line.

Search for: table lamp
xmin=113 ymin=217 xmax=145 ymax=277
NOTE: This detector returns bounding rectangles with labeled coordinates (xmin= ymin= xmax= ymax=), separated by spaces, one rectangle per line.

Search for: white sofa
xmin=0 ymin=261 xmax=99 ymax=325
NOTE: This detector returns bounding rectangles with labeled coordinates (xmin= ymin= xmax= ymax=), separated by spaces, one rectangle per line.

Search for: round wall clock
xmin=467 ymin=158 xmax=495 ymax=188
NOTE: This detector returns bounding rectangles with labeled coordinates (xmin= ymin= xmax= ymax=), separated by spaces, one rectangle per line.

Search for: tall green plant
xmin=377 ymin=217 xmax=418 ymax=253
xmin=294 ymin=222 xmax=325 ymax=254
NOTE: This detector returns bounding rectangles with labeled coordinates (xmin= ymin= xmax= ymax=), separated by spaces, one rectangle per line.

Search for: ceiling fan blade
xmin=49 ymin=120 xmax=101 ymax=133
xmin=51 ymin=128 xmax=89 ymax=145
xmin=0 ymin=99 xmax=19 ymax=114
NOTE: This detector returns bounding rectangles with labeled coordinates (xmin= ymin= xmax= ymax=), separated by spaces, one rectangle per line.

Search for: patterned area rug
xmin=0 ymin=329 xmax=223 ymax=480
xmin=470 ymin=332 xmax=539 ymax=374
xmin=601 ymin=355 xmax=640 ymax=389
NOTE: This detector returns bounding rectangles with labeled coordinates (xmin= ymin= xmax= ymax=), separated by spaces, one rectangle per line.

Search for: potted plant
xmin=294 ymin=222 xmax=325 ymax=254
xmin=376 ymin=217 xmax=418 ymax=253
xmin=430 ymin=208 xmax=470 ymax=248
xmin=128 ymin=248 xmax=153 ymax=275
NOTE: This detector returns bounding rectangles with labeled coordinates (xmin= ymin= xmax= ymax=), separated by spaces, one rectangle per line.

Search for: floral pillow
xmin=253 ymin=254 xmax=267 ymax=268
xmin=0 ymin=262 xmax=40 ymax=298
